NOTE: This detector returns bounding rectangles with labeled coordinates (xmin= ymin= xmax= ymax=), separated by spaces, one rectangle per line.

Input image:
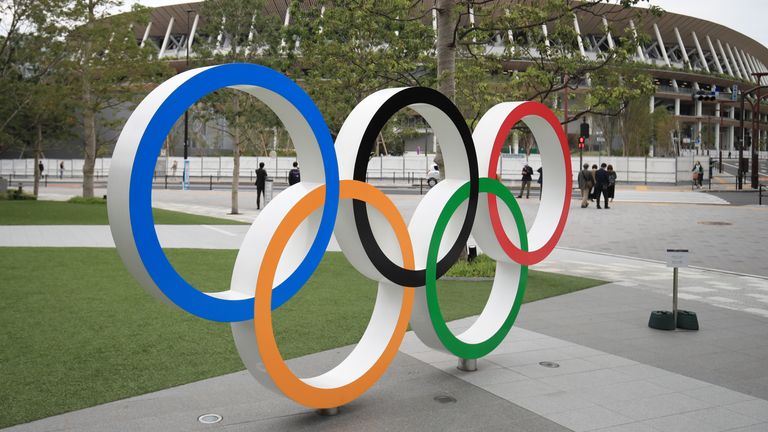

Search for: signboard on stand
xmin=665 ymin=249 xmax=689 ymax=268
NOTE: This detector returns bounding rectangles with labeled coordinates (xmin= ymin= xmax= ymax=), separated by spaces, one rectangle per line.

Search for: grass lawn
xmin=0 ymin=200 xmax=245 ymax=225
xmin=0 ymin=248 xmax=604 ymax=428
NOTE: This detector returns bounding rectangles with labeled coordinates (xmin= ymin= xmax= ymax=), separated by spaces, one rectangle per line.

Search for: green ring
xmin=425 ymin=177 xmax=528 ymax=359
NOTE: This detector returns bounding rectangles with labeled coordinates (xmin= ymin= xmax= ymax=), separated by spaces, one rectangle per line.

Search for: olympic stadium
xmin=129 ymin=0 xmax=768 ymax=156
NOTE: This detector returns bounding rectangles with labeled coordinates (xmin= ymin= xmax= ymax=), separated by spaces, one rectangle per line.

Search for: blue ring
xmin=129 ymin=63 xmax=339 ymax=322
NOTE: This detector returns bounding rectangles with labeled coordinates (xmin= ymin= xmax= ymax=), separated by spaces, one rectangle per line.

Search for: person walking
xmin=38 ymin=161 xmax=44 ymax=177
xmin=536 ymin=166 xmax=543 ymax=200
xmin=171 ymin=160 xmax=178 ymax=177
xmin=692 ymin=161 xmax=703 ymax=188
xmin=59 ymin=161 xmax=65 ymax=179
xmin=607 ymin=164 xmax=617 ymax=202
xmin=255 ymin=162 xmax=268 ymax=210
xmin=518 ymin=163 xmax=534 ymax=199
xmin=589 ymin=164 xmax=598 ymax=201
xmin=288 ymin=161 xmax=301 ymax=186
xmin=594 ymin=163 xmax=610 ymax=209
xmin=577 ymin=163 xmax=594 ymax=208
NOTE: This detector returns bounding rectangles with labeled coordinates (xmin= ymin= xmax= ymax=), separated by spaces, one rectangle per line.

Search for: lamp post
xmin=751 ymin=73 xmax=768 ymax=189
xmin=182 ymin=9 xmax=193 ymax=190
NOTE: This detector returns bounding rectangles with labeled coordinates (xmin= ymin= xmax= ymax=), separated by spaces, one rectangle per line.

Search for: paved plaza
xmin=2 ymin=184 xmax=768 ymax=431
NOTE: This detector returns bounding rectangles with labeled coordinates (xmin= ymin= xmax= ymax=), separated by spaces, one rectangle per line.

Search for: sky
xmin=124 ymin=0 xmax=768 ymax=47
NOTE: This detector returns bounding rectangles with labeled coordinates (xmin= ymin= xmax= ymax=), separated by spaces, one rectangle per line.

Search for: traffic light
xmin=580 ymin=121 xmax=590 ymax=139
xmin=578 ymin=136 xmax=585 ymax=149
xmin=693 ymin=90 xmax=717 ymax=101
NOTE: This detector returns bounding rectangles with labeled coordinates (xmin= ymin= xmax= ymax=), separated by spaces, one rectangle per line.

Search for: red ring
xmin=487 ymin=101 xmax=572 ymax=266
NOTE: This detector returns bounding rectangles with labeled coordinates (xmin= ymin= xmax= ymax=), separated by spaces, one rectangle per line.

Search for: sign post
xmin=649 ymin=249 xmax=698 ymax=330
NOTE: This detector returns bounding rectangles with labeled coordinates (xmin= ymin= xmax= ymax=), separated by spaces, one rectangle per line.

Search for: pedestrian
xmin=594 ymin=163 xmax=610 ymax=209
xmin=692 ymin=161 xmax=703 ymax=188
xmin=607 ymin=164 xmax=617 ymax=202
xmin=536 ymin=167 xmax=543 ymax=200
xmin=589 ymin=164 xmax=598 ymax=201
xmin=171 ymin=160 xmax=178 ymax=177
xmin=288 ymin=161 xmax=301 ymax=185
xmin=577 ymin=163 xmax=594 ymax=208
xmin=518 ymin=163 xmax=534 ymax=199
xmin=255 ymin=162 xmax=268 ymax=210
xmin=38 ymin=161 xmax=44 ymax=177
xmin=59 ymin=161 xmax=64 ymax=179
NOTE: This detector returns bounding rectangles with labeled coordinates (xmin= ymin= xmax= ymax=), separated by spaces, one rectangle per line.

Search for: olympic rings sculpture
xmin=108 ymin=63 xmax=571 ymax=409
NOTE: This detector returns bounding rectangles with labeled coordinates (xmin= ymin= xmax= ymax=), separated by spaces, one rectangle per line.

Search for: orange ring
xmin=254 ymin=180 xmax=414 ymax=408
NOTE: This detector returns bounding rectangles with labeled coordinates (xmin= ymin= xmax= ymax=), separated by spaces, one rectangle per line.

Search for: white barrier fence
xmin=0 ymin=153 xmax=728 ymax=184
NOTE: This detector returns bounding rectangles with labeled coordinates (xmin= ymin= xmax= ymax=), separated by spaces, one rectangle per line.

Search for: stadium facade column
xmin=705 ymin=35 xmax=724 ymax=74
xmin=159 ymin=16 xmax=174 ymax=58
xmin=717 ymin=39 xmax=735 ymax=77
xmin=653 ymin=23 xmax=671 ymax=67
xmin=691 ymin=31 xmax=709 ymax=72
xmin=601 ymin=16 xmax=615 ymax=50
xmin=674 ymin=27 xmax=691 ymax=69
xmin=738 ymin=49 xmax=755 ymax=81
xmin=729 ymin=106 xmax=736 ymax=152
xmin=629 ymin=20 xmax=646 ymax=62
xmin=726 ymin=43 xmax=746 ymax=80
xmin=140 ymin=21 xmax=152 ymax=48
xmin=696 ymin=97 xmax=703 ymax=150
xmin=715 ymin=103 xmax=721 ymax=152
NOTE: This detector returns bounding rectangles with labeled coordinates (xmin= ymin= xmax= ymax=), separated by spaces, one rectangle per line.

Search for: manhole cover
xmin=198 ymin=414 xmax=223 ymax=424
xmin=434 ymin=395 xmax=457 ymax=404
xmin=698 ymin=221 xmax=732 ymax=226
xmin=539 ymin=361 xmax=560 ymax=368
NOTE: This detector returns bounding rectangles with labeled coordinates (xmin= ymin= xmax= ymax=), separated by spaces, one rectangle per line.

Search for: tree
xmin=194 ymin=0 xmax=284 ymax=214
xmin=59 ymin=0 xmax=171 ymax=198
xmin=428 ymin=0 xmax=661 ymax=172
xmin=0 ymin=0 xmax=69 ymax=155
xmin=0 ymin=0 xmax=75 ymax=195
xmin=288 ymin=0 xmax=434 ymax=137
xmin=651 ymin=107 xmax=676 ymax=156
xmin=619 ymin=96 xmax=652 ymax=156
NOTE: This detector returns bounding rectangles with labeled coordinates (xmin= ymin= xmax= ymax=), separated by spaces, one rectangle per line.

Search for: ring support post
xmin=457 ymin=358 xmax=477 ymax=372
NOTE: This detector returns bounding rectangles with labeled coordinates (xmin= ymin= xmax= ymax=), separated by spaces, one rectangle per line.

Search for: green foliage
xmin=0 ymin=248 xmax=603 ymax=428
xmin=445 ymin=254 xmax=497 ymax=278
xmin=67 ymin=196 xmax=106 ymax=204
xmin=651 ymin=108 xmax=677 ymax=156
xmin=0 ymin=189 xmax=38 ymax=200
xmin=288 ymin=0 xmax=435 ymax=136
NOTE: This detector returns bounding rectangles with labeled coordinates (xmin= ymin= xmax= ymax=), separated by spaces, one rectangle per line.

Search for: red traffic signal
xmin=578 ymin=136 xmax=585 ymax=149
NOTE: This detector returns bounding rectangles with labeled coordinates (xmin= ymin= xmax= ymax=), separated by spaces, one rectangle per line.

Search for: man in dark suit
xmin=594 ymin=163 xmax=610 ymax=209
xmin=255 ymin=162 xmax=268 ymax=210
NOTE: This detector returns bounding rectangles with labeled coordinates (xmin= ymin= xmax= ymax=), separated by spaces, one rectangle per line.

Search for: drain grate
xmin=434 ymin=395 xmax=457 ymax=404
xmin=198 ymin=414 xmax=223 ymax=424
xmin=698 ymin=221 xmax=732 ymax=226
xmin=539 ymin=361 xmax=560 ymax=368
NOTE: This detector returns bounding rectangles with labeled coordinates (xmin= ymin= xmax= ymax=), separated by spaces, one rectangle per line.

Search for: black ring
xmin=352 ymin=87 xmax=479 ymax=287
